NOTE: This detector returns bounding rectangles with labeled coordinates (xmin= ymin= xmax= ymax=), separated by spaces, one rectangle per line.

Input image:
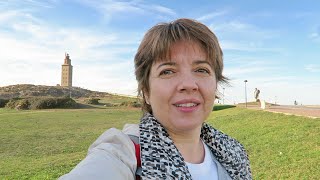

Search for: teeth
xmin=176 ymin=103 xmax=197 ymax=107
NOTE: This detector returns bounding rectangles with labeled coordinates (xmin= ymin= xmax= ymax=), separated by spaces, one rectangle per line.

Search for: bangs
xmin=150 ymin=23 xmax=212 ymax=68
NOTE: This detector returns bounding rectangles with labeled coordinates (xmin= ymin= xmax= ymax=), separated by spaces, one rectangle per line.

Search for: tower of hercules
xmin=61 ymin=53 xmax=73 ymax=87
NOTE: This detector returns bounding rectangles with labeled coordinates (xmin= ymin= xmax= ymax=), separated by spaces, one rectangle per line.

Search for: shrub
xmin=5 ymin=99 xmax=30 ymax=110
xmin=131 ymin=101 xmax=141 ymax=108
xmin=29 ymin=97 xmax=77 ymax=109
xmin=57 ymin=97 xmax=78 ymax=108
xmin=0 ymin=99 xmax=9 ymax=108
xmin=120 ymin=101 xmax=141 ymax=108
xmin=85 ymin=98 xmax=100 ymax=105
xmin=5 ymin=97 xmax=78 ymax=110
xmin=103 ymin=103 xmax=114 ymax=107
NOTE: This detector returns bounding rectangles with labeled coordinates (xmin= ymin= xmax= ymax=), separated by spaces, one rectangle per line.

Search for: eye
xmin=195 ymin=68 xmax=210 ymax=74
xmin=159 ymin=69 xmax=174 ymax=76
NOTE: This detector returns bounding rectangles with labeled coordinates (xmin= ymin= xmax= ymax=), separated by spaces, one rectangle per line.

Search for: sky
xmin=0 ymin=0 xmax=319 ymax=105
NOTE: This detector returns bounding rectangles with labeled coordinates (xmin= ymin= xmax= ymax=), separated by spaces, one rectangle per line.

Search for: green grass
xmin=0 ymin=106 xmax=319 ymax=179
xmin=209 ymin=107 xmax=319 ymax=179
xmin=0 ymin=107 xmax=142 ymax=179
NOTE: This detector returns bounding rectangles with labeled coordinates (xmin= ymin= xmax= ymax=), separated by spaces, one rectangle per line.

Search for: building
xmin=61 ymin=53 xmax=73 ymax=87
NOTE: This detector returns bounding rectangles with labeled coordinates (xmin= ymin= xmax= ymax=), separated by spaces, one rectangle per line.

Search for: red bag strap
xmin=133 ymin=141 xmax=141 ymax=167
xmin=128 ymin=135 xmax=141 ymax=180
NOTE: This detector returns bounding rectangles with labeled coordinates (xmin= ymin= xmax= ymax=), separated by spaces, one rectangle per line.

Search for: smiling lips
xmin=173 ymin=99 xmax=200 ymax=112
xmin=175 ymin=103 xmax=198 ymax=107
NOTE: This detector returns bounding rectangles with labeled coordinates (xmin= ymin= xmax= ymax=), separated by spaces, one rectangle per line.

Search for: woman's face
xmin=146 ymin=40 xmax=217 ymax=133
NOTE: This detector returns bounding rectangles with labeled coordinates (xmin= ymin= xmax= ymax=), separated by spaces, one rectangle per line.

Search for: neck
xmin=167 ymin=126 xmax=205 ymax=164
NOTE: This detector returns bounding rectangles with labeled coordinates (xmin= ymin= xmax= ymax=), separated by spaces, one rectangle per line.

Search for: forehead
xmin=154 ymin=40 xmax=208 ymax=64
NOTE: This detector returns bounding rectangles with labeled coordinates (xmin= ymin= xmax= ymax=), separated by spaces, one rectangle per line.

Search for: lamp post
xmin=223 ymin=87 xmax=225 ymax=104
xmin=69 ymin=86 xmax=72 ymax=98
xmin=244 ymin=80 xmax=248 ymax=108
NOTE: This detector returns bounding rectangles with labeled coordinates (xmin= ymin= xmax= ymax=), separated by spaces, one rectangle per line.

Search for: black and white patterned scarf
xmin=139 ymin=113 xmax=252 ymax=180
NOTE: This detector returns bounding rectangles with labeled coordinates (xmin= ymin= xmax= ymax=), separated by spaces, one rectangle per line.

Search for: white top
xmin=186 ymin=142 xmax=218 ymax=180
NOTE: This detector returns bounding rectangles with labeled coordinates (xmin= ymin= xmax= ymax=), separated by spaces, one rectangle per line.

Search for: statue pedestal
xmin=260 ymin=100 xmax=266 ymax=109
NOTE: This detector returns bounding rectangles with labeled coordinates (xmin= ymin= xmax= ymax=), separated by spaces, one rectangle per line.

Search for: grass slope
xmin=0 ymin=106 xmax=319 ymax=179
xmin=209 ymin=107 xmax=319 ymax=179
xmin=0 ymin=108 xmax=141 ymax=179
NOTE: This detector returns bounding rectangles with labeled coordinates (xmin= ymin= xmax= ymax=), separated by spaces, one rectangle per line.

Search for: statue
xmin=64 ymin=53 xmax=70 ymax=64
xmin=254 ymin=88 xmax=260 ymax=102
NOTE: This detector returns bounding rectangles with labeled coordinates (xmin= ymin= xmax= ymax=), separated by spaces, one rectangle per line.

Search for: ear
xmin=143 ymin=91 xmax=150 ymax=105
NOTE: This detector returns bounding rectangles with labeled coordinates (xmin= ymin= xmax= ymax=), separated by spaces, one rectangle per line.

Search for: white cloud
xmin=0 ymin=10 xmax=19 ymax=23
xmin=76 ymin=0 xmax=176 ymax=20
xmin=142 ymin=4 xmax=176 ymax=16
xmin=309 ymin=26 xmax=320 ymax=42
xmin=310 ymin=33 xmax=319 ymax=38
xmin=0 ymin=7 xmax=139 ymax=95
xmin=197 ymin=10 xmax=229 ymax=21
xmin=0 ymin=0 xmax=56 ymax=10
xmin=222 ymin=76 xmax=320 ymax=105
xmin=210 ymin=20 xmax=278 ymax=40
xmin=220 ymin=40 xmax=282 ymax=53
xmin=224 ymin=60 xmax=281 ymax=79
xmin=305 ymin=64 xmax=320 ymax=72
xmin=74 ymin=61 xmax=137 ymax=95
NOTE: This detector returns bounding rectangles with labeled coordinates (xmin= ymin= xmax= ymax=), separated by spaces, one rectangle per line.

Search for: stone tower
xmin=61 ymin=53 xmax=73 ymax=87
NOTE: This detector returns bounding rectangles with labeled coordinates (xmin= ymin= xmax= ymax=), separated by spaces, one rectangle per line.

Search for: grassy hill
xmin=0 ymin=84 xmax=112 ymax=99
xmin=0 ymin=84 xmax=140 ymax=109
xmin=0 ymin=106 xmax=319 ymax=179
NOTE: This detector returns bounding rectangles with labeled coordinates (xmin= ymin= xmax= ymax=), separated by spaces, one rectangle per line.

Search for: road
xmin=263 ymin=105 xmax=320 ymax=118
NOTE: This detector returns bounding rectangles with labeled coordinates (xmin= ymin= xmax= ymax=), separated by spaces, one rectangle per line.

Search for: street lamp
xmin=222 ymin=87 xmax=225 ymax=104
xmin=69 ymin=86 xmax=72 ymax=98
xmin=244 ymin=80 xmax=248 ymax=108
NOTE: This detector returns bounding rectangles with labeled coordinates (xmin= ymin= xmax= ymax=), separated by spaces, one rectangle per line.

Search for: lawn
xmin=0 ymin=106 xmax=319 ymax=179
xmin=208 ymin=107 xmax=319 ymax=179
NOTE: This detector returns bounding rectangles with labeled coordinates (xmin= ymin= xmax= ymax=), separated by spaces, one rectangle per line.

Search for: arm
xmin=59 ymin=128 xmax=136 ymax=180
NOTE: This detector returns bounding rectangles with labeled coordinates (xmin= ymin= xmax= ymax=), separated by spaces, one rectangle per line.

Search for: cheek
xmin=149 ymin=80 xmax=172 ymax=104
xmin=202 ymin=81 xmax=217 ymax=105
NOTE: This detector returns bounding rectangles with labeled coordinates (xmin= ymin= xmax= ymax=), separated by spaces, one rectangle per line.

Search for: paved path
xmin=266 ymin=105 xmax=320 ymax=118
xmin=247 ymin=105 xmax=320 ymax=119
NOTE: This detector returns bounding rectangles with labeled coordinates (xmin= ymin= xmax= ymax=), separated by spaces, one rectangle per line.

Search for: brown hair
xmin=134 ymin=18 xmax=228 ymax=113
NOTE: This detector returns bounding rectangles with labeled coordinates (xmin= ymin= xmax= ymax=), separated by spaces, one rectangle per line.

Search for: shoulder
xmin=59 ymin=124 xmax=139 ymax=180
xmin=202 ymin=124 xmax=252 ymax=179
xmin=88 ymin=124 xmax=138 ymax=151
xmin=219 ymin=134 xmax=252 ymax=179
xmin=216 ymin=130 xmax=247 ymax=156
xmin=122 ymin=123 xmax=139 ymax=137
xmin=202 ymin=124 xmax=247 ymax=155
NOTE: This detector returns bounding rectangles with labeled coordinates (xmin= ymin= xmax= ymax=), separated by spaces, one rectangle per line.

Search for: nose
xmin=177 ymin=73 xmax=199 ymax=93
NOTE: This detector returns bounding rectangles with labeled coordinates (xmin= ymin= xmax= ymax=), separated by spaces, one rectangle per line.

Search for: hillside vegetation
xmin=0 ymin=84 xmax=141 ymax=109
xmin=0 ymin=84 xmax=111 ymax=99
xmin=0 ymin=106 xmax=318 ymax=179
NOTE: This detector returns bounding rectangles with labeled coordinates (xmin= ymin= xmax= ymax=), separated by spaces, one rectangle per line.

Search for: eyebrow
xmin=156 ymin=60 xmax=210 ymax=70
xmin=156 ymin=62 xmax=176 ymax=70
xmin=192 ymin=60 xmax=211 ymax=66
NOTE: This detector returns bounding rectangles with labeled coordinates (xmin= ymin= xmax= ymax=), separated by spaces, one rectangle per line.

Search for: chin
xmin=173 ymin=118 xmax=204 ymax=131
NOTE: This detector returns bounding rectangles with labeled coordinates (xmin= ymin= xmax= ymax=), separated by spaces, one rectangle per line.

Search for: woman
xmin=60 ymin=18 xmax=252 ymax=180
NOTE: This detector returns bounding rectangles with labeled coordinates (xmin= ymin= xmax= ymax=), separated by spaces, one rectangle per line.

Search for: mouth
xmin=174 ymin=102 xmax=199 ymax=107
xmin=173 ymin=99 xmax=201 ymax=111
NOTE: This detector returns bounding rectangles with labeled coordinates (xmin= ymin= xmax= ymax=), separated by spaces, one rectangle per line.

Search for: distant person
xmin=254 ymin=88 xmax=260 ymax=102
xmin=60 ymin=18 xmax=252 ymax=179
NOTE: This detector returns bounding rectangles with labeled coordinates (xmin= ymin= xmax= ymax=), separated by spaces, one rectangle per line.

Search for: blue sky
xmin=0 ymin=0 xmax=319 ymax=105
